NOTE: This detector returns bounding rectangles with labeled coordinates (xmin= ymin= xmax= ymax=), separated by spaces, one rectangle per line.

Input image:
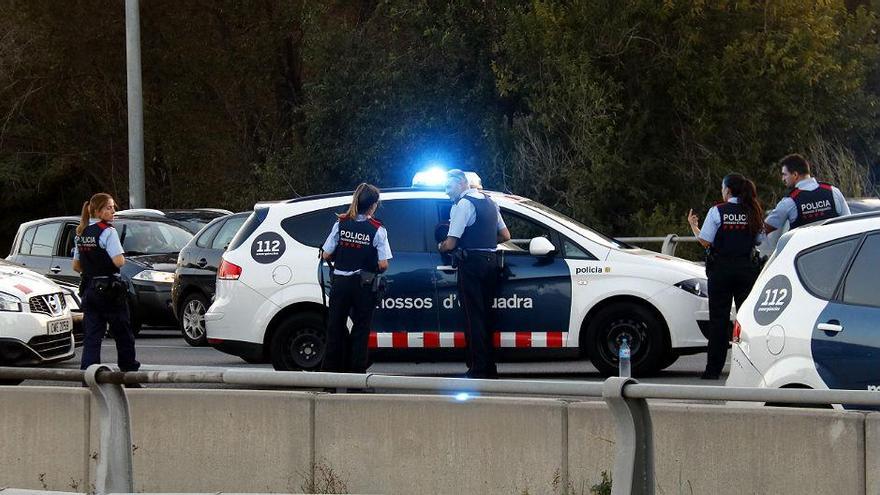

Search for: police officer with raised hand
xmin=765 ymin=153 xmax=850 ymax=234
xmin=73 ymin=193 xmax=140 ymax=380
xmin=687 ymin=174 xmax=764 ymax=380
xmin=438 ymin=169 xmax=511 ymax=379
xmin=321 ymin=183 xmax=392 ymax=374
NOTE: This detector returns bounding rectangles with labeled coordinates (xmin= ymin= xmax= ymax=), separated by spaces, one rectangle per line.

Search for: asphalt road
xmin=22 ymin=327 xmax=727 ymax=389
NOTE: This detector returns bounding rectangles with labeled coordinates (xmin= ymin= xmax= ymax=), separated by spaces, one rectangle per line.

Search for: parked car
xmin=727 ymin=211 xmax=880 ymax=409
xmin=172 ymin=212 xmax=249 ymax=346
xmin=0 ymin=258 xmax=75 ymax=367
xmin=116 ymin=208 xmax=232 ymax=234
xmin=6 ymin=215 xmax=194 ymax=334
xmin=206 ymin=174 xmax=712 ymax=375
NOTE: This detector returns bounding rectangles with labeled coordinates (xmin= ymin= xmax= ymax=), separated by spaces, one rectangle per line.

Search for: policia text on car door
xmin=688 ymin=174 xmax=764 ymax=380
xmin=320 ymin=183 xmax=392 ymax=374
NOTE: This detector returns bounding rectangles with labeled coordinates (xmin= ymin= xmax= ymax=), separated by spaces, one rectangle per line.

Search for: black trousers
xmin=322 ymin=274 xmax=376 ymax=373
xmin=80 ymin=286 xmax=140 ymax=372
xmin=706 ymin=259 xmax=759 ymax=376
xmin=457 ymin=251 xmax=498 ymax=378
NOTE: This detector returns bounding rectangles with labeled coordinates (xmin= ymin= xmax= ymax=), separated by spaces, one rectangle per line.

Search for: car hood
xmin=609 ymin=248 xmax=707 ymax=280
xmin=127 ymin=253 xmax=179 ymax=272
xmin=0 ymin=264 xmax=64 ymax=298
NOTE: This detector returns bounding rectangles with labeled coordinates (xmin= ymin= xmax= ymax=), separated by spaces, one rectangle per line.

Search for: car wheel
xmin=179 ymin=292 xmax=209 ymax=347
xmin=586 ymin=302 xmax=666 ymax=377
xmin=270 ymin=313 xmax=325 ymax=371
xmin=657 ymin=350 xmax=680 ymax=371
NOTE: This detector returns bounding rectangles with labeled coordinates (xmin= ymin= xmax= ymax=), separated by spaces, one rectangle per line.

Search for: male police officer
xmin=765 ymin=154 xmax=850 ymax=235
xmin=438 ymin=169 xmax=511 ymax=379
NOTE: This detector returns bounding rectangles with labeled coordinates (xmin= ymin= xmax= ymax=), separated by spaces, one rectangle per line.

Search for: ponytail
xmin=339 ymin=183 xmax=380 ymax=220
xmin=723 ymin=174 xmax=764 ymax=237
xmin=76 ymin=193 xmax=115 ymax=235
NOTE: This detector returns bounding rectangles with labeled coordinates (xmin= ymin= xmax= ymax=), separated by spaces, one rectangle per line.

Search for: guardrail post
xmin=661 ymin=234 xmax=678 ymax=256
xmin=84 ymin=364 xmax=134 ymax=494
xmin=603 ymin=377 xmax=654 ymax=495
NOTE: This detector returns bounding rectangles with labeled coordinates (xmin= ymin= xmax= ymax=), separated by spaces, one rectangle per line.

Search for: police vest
xmin=76 ymin=222 xmax=120 ymax=277
xmin=711 ymin=202 xmax=755 ymax=258
xmin=458 ymin=195 xmax=497 ymax=250
xmin=333 ymin=217 xmax=380 ymax=272
xmin=789 ymin=183 xmax=839 ymax=228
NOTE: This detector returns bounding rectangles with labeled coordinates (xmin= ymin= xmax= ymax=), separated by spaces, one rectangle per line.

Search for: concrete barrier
xmin=313 ymin=394 xmax=567 ymax=495
xmin=0 ymin=387 xmax=90 ymax=492
xmin=0 ymin=387 xmax=875 ymax=494
xmin=568 ymin=402 xmax=866 ymax=495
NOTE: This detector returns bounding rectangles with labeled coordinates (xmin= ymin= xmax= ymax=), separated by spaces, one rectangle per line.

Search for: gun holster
xmin=450 ymin=248 xmax=468 ymax=268
xmin=91 ymin=275 xmax=127 ymax=304
xmin=359 ymin=271 xmax=387 ymax=295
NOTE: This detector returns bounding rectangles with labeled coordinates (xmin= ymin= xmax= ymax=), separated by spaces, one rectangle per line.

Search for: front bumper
xmin=132 ymin=281 xmax=177 ymax=325
xmin=0 ymin=332 xmax=75 ymax=366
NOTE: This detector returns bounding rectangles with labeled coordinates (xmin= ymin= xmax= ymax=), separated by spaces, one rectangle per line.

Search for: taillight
xmin=218 ymin=260 xmax=242 ymax=280
xmin=731 ymin=320 xmax=742 ymax=343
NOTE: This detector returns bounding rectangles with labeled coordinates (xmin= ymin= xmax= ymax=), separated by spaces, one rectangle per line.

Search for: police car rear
xmin=205 ymin=179 xmax=711 ymax=376
xmin=727 ymin=212 xmax=880 ymax=408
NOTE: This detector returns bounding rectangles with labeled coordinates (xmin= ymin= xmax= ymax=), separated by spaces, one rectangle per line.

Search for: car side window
xmin=212 ymin=216 xmax=247 ymax=250
xmin=57 ymin=223 xmax=78 ymax=258
xmin=373 ymin=199 xmax=426 ymax=252
xmin=841 ymin=234 xmax=880 ymax=307
xmin=30 ymin=222 xmax=61 ymax=257
xmin=281 ymin=207 xmax=345 ymax=248
xmin=795 ymin=237 xmax=860 ymax=300
xmin=196 ymin=221 xmax=223 ymax=248
xmin=499 ymin=211 xmax=554 ymax=255
xmin=563 ymin=238 xmax=597 ymax=260
xmin=18 ymin=227 xmax=37 ymax=255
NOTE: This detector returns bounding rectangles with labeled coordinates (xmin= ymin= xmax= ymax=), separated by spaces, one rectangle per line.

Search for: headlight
xmin=132 ymin=270 xmax=176 ymax=284
xmin=675 ymin=278 xmax=708 ymax=298
xmin=0 ymin=291 xmax=23 ymax=312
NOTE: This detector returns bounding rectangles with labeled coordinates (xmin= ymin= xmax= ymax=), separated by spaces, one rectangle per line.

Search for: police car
xmin=206 ymin=176 xmax=712 ymax=376
xmin=0 ymin=259 xmax=75 ymax=366
xmin=727 ymin=211 xmax=880 ymax=407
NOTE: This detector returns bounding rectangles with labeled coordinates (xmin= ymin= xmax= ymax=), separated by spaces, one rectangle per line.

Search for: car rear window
xmin=228 ymin=208 xmax=269 ymax=251
xmin=795 ymin=236 xmax=860 ymax=300
xmin=841 ymin=234 xmax=880 ymax=307
xmin=281 ymin=207 xmax=343 ymax=248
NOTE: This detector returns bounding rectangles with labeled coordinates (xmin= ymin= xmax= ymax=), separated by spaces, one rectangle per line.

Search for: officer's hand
xmin=687 ymin=209 xmax=700 ymax=230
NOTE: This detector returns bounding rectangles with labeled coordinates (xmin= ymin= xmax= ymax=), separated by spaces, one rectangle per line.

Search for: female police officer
xmin=72 ymin=193 xmax=140 ymax=376
xmin=687 ymin=174 xmax=764 ymax=380
xmin=320 ymin=183 xmax=392 ymax=374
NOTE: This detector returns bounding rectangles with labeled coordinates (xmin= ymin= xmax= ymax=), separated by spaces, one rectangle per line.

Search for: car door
xmin=432 ymin=201 xmax=572 ymax=351
xmin=180 ymin=219 xmax=225 ymax=295
xmin=14 ymin=222 xmax=62 ymax=277
xmin=811 ymin=232 xmax=880 ymax=398
xmin=51 ymin=221 xmax=81 ymax=284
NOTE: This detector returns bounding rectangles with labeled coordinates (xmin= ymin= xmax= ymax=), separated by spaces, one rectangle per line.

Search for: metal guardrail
xmin=3 ymin=365 xmax=880 ymax=495
xmin=617 ymin=234 xmax=700 ymax=256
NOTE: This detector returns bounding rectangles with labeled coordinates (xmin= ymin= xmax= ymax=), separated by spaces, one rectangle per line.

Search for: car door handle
xmin=817 ymin=322 xmax=844 ymax=333
xmin=197 ymin=258 xmax=208 ymax=268
xmin=436 ymin=265 xmax=457 ymax=272
xmin=50 ymin=265 xmax=62 ymax=273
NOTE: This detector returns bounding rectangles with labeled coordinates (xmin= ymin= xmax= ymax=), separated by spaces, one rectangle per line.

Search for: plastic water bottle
xmin=618 ymin=337 xmax=631 ymax=378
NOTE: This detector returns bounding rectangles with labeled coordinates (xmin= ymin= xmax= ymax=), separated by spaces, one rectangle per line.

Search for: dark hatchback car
xmin=171 ymin=212 xmax=248 ymax=346
xmin=115 ymin=208 xmax=232 ymax=234
xmin=6 ymin=215 xmax=194 ymax=334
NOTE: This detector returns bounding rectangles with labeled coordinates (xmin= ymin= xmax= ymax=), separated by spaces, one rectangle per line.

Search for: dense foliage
xmin=1 ymin=0 xmax=878 ymax=253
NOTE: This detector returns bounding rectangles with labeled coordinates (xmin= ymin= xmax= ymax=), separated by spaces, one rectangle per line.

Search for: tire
xmin=657 ymin=350 xmax=680 ymax=371
xmin=179 ymin=292 xmax=209 ymax=347
xmin=270 ymin=313 xmax=326 ymax=371
xmin=586 ymin=302 xmax=666 ymax=377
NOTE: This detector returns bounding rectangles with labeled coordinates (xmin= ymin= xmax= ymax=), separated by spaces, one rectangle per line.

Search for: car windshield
xmin=519 ymin=200 xmax=631 ymax=249
xmin=163 ymin=212 xmax=227 ymax=234
xmin=117 ymin=220 xmax=193 ymax=255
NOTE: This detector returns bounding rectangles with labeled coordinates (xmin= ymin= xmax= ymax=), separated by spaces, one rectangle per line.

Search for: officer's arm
xmin=497 ymin=227 xmax=511 ymax=243
xmin=439 ymin=236 xmax=458 ymax=253
xmin=377 ymin=260 xmax=389 ymax=272
xmin=112 ymin=254 xmax=125 ymax=268
xmin=764 ymin=198 xmax=792 ymax=234
xmin=72 ymin=259 xmax=82 ymax=273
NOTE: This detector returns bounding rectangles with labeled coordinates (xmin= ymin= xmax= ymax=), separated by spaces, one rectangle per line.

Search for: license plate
xmin=47 ymin=319 xmax=71 ymax=335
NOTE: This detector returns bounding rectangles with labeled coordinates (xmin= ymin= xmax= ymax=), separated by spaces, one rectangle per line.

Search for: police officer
xmin=72 ymin=193 xmax=140 ymax=378
xmin=687 ymin=174 xmax=764 ymax=380
xmin=321 ymin=183 xmax=392 ymax=374
xmin=765 ymin=153 xmax=850 ymax=235
xmin=438 ymin=169 xmax=511 ymax=379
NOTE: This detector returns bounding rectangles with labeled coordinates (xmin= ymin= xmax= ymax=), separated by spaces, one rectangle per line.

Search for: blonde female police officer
xmin=72 ymin=193 xmax=140 ymax=375
xmin=687 ymin=174 xmax=764 ymax=380
xmin=320 ymin=183 xmax=392 ymax=373
xmin=438 ymin=169 xmax=511 ymax=379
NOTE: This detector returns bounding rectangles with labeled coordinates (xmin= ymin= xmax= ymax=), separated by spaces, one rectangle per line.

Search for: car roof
xmin=16 ymin=214 xmax=194 ymax=230
xmin=820 ymin=210 xmax=880 ymax=227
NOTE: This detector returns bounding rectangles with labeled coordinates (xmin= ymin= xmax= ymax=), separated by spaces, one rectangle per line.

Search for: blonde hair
xmin=76 ymin=193 xmax=114 ymax=235
xmin=340 ymin=183 xmax=380 ymax=219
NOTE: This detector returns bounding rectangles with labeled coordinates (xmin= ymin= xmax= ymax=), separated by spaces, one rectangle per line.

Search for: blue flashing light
xmin=454 ymin=392 xmax=472 ymax=402
xmin=412 ymin=167 xmax=448 ymax=188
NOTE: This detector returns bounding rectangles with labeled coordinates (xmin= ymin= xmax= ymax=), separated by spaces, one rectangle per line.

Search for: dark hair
xmin=76 ymin=193 xmax=114 ymax=235
xmin=723 ymin=173 xmax=764 ymax=236
xmin=341 ymin=183 xmax=380 ymax=219
xmin=779 ymin=153 xmax=811 ymax=176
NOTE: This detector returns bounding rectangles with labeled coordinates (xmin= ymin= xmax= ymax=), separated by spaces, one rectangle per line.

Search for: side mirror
xmin=529 ymin=237 xmax=556 ymax=256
